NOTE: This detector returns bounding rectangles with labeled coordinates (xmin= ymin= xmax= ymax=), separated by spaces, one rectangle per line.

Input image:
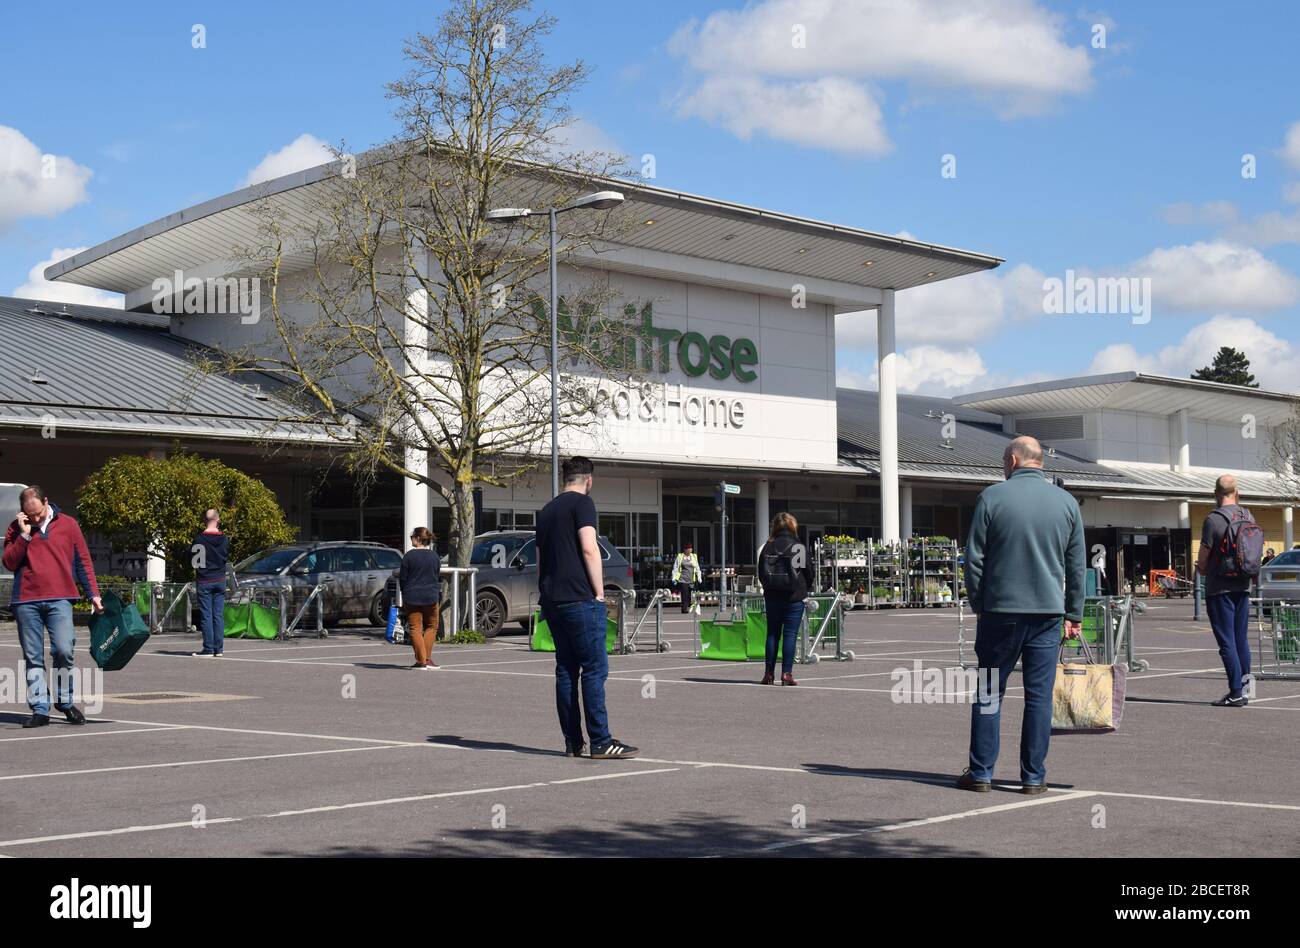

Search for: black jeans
xmin=678 ymin=582 xmax=693 ymax=613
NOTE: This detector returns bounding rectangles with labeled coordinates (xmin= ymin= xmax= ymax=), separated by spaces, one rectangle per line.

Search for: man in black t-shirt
xmin=536 ymin=456 xmax=639 ymax=760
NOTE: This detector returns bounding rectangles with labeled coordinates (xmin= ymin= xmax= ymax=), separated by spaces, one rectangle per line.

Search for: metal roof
xmin=0 ymin=296 xmax=340 ymax=444
xmin=1095 ymin=462 xmax=1293 ymax=501
xmin=835 ymin=387 xmax=1133 ymax=490
xmin=46 ymin=151 xmax=1001 ymax=300
xmin=836 ymin=386 xmax=1296 ymax=499
xmin=954 ymin=371 xmax=1299 ymax=426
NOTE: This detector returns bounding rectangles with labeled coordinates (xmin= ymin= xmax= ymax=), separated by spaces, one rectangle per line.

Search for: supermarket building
xmin=4 ymin=159 xmax=1297 ymax=592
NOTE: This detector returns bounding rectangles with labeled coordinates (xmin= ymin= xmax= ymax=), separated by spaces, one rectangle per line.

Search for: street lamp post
xmin=487 ymin=190 xmax=625 ymax=496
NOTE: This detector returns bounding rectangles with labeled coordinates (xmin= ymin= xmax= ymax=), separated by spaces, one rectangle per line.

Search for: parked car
xmin=1259 ymin=548 xmax=1300 ymax=608
xmin=469 ymin=530 xmax=635 ymax=636
xmin=234 ymin=541 xmax=403 ymax=626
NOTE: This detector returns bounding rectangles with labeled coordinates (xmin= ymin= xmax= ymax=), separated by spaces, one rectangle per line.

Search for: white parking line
xmin=0 ymin=767 xmax=682 ymax=849
xmin=755 ymin=791 xmax=1096 ymax=852
xmin=0 ymin=744 xmax=396 ymax=781
xmin=0 ymin=724 xmax=191 ymax=743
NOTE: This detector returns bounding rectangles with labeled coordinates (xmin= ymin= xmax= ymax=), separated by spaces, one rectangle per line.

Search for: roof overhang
xmin=47 ymin=148 xmax=1001 ymax=309
xmin=955 ymin=371 xmax=1298 ymax=426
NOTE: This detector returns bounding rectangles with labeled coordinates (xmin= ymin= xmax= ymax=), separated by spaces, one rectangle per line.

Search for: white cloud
xmin=1284 ymin=182 xmax=1300 ymax=205
xmin=1282 ymin=120 xmax=1300 ymax=171
xmin=837 ymin=345 xmax=989 ymax=395
xmin=679 ymin=75 xmax=890 ymax=155
xmin=0 ymin=126 xmax=93 ymax=227
xmin=836 ymin=262 xmax=1046 ymax=350
xmin=1222 ymin=209 xmax=1300 ymax=247
xmin=1132 ymin=241 xmax=1300 ymax=312
xmin=549 ymin=117 xmax=624 ymax=157
xmin=669 ymin=0 xmax=1093 ymax=153
xmin=1161 ymin=200 xmax=1239 ymax=227
xmin=240 ymin=134 xmax=334 ymax=188
xmin=12 ymin=248 xmax=124 ymax=308
xmin=1088 ymin=314 xmax=1298 ymax=392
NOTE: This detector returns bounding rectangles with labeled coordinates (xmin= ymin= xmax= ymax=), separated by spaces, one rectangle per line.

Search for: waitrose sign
xmin=537 ymin=299 xmax=759 ymax=383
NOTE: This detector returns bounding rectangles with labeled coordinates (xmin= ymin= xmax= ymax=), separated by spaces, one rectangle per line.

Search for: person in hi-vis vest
xmin=672 ymin=543 xmax=702 ymax=614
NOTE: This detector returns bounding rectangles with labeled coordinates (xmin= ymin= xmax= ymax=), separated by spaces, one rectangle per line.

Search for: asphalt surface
xmin=1 ymin=599 xmax=1297 ymax=857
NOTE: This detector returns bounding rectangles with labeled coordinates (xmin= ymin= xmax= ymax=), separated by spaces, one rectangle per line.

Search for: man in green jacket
xmin=957 ymin=436 xmax=1085 ymax=795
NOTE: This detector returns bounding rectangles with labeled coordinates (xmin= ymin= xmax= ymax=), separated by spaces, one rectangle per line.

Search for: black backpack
xmin=762 ymin=538 xmax=804 ymax=594
xmin=1211 ymin=507 xmax=1265 ymax=578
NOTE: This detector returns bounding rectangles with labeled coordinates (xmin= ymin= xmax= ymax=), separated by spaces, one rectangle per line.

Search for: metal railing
xmin=1257 ymin=602 xmax=1300 ymax=680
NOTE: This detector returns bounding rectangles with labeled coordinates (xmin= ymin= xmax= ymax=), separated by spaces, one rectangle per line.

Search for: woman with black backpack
xmin=757 ymin=512 xmax=812 ymax=686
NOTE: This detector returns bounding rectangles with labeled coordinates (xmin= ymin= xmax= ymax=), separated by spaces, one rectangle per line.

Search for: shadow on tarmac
xmin=257 ymin=813 xmax=980 ymax=858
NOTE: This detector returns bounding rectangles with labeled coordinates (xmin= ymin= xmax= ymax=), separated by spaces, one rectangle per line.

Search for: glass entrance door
xmin=678 ymin=522 xmax=714 ymax=565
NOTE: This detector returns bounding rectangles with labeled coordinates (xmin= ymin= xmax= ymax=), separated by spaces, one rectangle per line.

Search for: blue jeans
xmin=968 ymin=613 xmax=1061 ymax=785
xmin=1206 ymin=590 xmax=1251 ymax=697
xmin=542 ymin=598 xmax=610 ymax=749
xmin=14 ymin=599 xmax=76 ymax=715
xmin=196 ymin=582 xmax=226 ymax=654
xmin=765 ymin=596 xmax=804 ymax=675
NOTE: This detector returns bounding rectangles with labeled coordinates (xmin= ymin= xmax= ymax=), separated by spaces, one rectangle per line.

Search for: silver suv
xmin=470 ymin=530 xmax=635 ymax=636
xmin=234 ymin=541 xmax=404 ymax=627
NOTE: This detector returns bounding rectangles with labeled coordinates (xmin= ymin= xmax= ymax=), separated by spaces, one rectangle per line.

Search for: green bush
xmin=78 ymin=449 xmax=297 ymax=581
xmin=446 ymin=629 xmax=487 ymax=645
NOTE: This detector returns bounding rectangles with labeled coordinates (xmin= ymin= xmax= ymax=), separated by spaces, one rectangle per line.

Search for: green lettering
xmin=707 ymin=334 xmax=732 ymax=380
xmin=731 ymin=337 xmax=758 ymax=383
xmin=654 ymin=325 xmax=680 ymax=373
xmin=678 ymin=331 xmax=710 ymax=377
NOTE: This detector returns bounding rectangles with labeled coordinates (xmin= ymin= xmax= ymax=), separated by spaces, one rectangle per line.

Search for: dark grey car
xmin=469 ymin=530 xmax=635 ymax=636
xmin=235 ymin=541 xmax=404 ymax=627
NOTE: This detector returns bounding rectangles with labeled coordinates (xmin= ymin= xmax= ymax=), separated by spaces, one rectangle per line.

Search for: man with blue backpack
xmin=1197 ymin=474 xmax=1264 ymax=707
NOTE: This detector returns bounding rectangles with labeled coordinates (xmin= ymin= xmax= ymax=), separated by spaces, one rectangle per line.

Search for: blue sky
xmin=4 ymin=0 xmax=1300 ymax=394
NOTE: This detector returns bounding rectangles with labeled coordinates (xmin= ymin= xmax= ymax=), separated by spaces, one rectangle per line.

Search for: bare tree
xmin=1269 ymin=407 xmax=1300 ymax=503
xmin=213 ymin=0 xmax=642 ymax=566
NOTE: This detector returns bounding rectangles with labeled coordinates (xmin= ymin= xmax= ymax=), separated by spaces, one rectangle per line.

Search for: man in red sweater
xmin=3 ymin=485 xmax=102 ymax=728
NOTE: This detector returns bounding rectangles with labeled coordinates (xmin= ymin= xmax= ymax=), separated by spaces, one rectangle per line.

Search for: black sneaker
xmin=57 ymin=705 xmax=86 ymax=725
xmin=564 ymin=742 xmax=586 ymax=758
xmin=1211 ymin=694 xmax=1248 ymax=707
xmin=590 ymin=739 xmax=640 ymax=760
xmin=955 ymin=769 xmax=991 ymax=792
xmin=22 ymin=714 xmax=50 ymax=729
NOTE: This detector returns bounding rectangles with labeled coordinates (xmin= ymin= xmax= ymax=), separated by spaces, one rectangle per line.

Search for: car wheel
xmin=475 ymin=590 xmax=506 ymax=637
xmin=369 ymin=592 xmax=387 ymax=628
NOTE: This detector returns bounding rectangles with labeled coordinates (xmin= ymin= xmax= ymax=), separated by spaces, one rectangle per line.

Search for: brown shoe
xmin=956 ymin=769 xmax=992 ymax=792
xmin=1021 ymin=783 xmax=1049 ymax=795
xmin=425 ymin=660 xmax=439 ymax=669
xmin=760 ymin=673 xmax=774 ymax=685
xmin=781 ymin=673 xmax=797 ymax=686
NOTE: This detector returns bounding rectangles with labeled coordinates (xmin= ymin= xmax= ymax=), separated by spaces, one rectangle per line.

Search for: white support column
xmin=877 ymin=290 xmax=900 ymax=543
xmin=146 ymin=448 xmax=166 ymax=583
xmin=1178 ymin=500 xmax=1191 ymax=530
xmin=404 ymin=448 xmax=430 ymax=550
xmin=1175 ymin=408 xmax=1190 ymax=473
xmin=1285 ymin=506 xmax=1295 ymax=550
xmin=755 ymin=477 xmax=770 ymax=563
xmin=900 ymin=484 xmax=914 ymax=541
xmin=403 ymin=247 xmax=431 ymax=551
